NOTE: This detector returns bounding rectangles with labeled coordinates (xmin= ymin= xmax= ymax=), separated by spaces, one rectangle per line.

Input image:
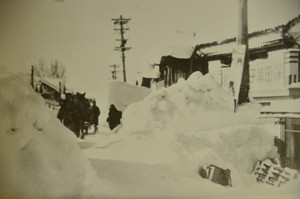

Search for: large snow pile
xmin=106 ymin=80 xmax=151 ymax=112
xmin=89 ymin=72 xmax=289 ymax=188
xmin=0 ymin=72 xmax=118 ymax=198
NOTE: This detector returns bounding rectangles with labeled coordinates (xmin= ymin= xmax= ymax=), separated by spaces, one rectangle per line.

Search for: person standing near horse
xmin=71 ymin=94 xmax=83 ymax=138
xmin=57 ymin=93 xmax=74 ymax=133
xmin=90 ymin=100 xmax=100 ymax=133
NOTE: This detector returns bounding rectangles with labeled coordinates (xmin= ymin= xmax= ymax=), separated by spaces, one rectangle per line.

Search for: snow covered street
xmin=80 ymin=132 xmax=300 ymax=199
xmin=1 ymin=0 xmax=300 ymax=198
xmin=1 ymin=70 xmax=300 ymax=199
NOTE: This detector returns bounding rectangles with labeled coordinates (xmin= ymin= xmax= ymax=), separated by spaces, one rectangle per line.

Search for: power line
xmin=112 ymin=15 xmax=131 ymax=82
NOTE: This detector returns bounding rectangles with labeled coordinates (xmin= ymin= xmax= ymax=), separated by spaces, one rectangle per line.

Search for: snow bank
xmin=106 ymin=80 xmax=151 ymax=112
xmin=94 ymin=72 xmax=281 ymax=187
xmin=0 ymin=72 xmax=118 ymax=198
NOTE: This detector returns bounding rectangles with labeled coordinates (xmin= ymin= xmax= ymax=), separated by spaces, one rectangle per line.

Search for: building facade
xmin=197 ymin=15 xmax=300 ymax=104
xmin=260 ymin=99 xmax=300 ymax=170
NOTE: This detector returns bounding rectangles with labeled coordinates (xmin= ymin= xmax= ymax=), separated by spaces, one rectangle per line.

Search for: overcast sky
xmin=0 ymin=0 xmax=299 ymax=96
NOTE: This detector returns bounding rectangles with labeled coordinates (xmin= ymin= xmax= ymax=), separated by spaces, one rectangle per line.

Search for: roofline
xmin=205 ymin=41 xmax=286 ymax=61
xmin=196 ymin=14 xmax=300 ymax=50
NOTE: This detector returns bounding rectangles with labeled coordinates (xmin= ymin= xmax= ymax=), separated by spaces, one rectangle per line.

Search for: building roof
xmin=197 ymin=15 xmax=300 ymax=58
xmin=39 ymin=77 xmax=62 ymax=92
xmin=260 ymin=99 xmax=300 ymax=118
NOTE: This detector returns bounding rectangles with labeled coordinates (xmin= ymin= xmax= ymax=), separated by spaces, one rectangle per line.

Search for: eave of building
xmin=39 ymin=77 xmax=62 ymax=93
xmin=260 ymin=112 xmax=300 ymax=118
xmin=200 ymin=32 xmax=286 ymax=60
xmin=197 ymin=14 xmax=300 ymax=60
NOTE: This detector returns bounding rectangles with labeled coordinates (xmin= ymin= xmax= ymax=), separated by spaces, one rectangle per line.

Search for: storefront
xmin=260 ymin=99 xmax=300 ymax=170
xmin=197 ymin=15 xmax=300 ymax=104
xmin=284 ymin=117 xmax=300 ymax=169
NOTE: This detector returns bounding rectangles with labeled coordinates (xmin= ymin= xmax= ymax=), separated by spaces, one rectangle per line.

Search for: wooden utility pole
xmin=110 ymin=64 xmax=120 ymax=80
xmin=237 ymin=0 xmax=250 ymax=104
xmin=31 ymin=65 xmax=34 ymax=88
xmin=112 ymin=15 xmax=131 ymax=82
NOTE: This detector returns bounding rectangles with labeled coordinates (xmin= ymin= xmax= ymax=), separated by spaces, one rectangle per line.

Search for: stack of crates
xmin=252 ymin=159 xmax=298 ymax=187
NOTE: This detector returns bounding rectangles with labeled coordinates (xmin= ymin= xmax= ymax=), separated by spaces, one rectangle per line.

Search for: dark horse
xmin=58 ymin=92 xmax=91 ymax=138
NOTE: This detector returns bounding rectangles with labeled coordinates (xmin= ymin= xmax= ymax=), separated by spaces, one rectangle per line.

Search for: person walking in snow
xmin=106 ymin=104 xmax=122 ymax=130
xmin=90 ymin=100 xmax=100 ymax=133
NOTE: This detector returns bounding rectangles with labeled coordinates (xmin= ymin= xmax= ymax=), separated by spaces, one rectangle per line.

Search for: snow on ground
xmin=0 ymin=71 xmax=119 ymax=199
xmin=1 ymin=69 xmax=299 ymax=199
xmin=81 ymin=72 xmax=300 ymax=198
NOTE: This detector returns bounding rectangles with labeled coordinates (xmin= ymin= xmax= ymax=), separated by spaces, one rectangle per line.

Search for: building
xmin=157 ymin=44 xmax=209 ymax=87
xmin=35 ymin=77 xmax=65 ymax=110
xmin=260 ymin=99 xmax=300 ymax=169
xmin=196 ymin=15 xmax=300 ymax=105
xmin=196 ymin=15 xmax=300 ymax=170
xmin=156 ymin=15 xmax=300 ymax=171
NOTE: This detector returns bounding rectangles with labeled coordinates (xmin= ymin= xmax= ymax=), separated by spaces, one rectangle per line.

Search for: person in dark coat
xmin=106 ymin=104 xmax=122 ymax=130
xmin=91 ymin=100 xmax=100 ymax=133
xmin=57 ymin=93 xmax=73 ymax=131
xmin=71 ymin=95 xmax=82 ymax=138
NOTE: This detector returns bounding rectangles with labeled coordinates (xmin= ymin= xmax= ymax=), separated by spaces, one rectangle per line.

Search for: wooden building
xmin=196 ymin=15 xmax=300 ymax=104
xmin=261 ymin=99 xmax=300 ymax=170
xmin=35 ymin=77 xmax=65 ymax=110
xmin=158 ymin=45 xmax=209 ymax=87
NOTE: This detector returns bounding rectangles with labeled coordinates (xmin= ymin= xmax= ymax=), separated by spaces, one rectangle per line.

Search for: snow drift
xmin=106 ymin=80 xmax=151 ymax=112
xmin=0 ymin=72 xmax=118 ymax=199
xmin=93 ymin=72 xmax=283 ymax=187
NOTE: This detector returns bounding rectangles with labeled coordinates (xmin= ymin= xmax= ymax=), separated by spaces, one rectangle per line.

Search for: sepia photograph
xmin=0 ymin=0 xmax=300 ymax=198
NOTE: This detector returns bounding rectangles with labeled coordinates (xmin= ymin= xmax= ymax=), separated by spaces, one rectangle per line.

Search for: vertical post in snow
xmin=31 ymin=65 xmax=34 ymax=89
xmin=59 ymin=81 xmax=62 ymax=105
xmin=59 ymin=81 xmax=62 ymax=94
xmin=237 ymin=0 xmax=250 ymax=105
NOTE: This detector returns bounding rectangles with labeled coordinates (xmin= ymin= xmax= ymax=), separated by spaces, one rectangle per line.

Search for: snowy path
xmin=89 ymin=158 xmax=234 ymax=198
xmin=2 ymin=70 xmax=299 ymax=199
xmin=88 ymin=158 xmax=299 ymax=199
xmin=78 ymin=133 xmax=299 ymax=199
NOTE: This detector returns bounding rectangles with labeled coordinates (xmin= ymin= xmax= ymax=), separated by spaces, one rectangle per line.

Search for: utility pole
xmin=237 ymin=0 xmax=250 ymax=104
xmin=110 ymin=64 xmax=120 ymax=80
xmin=31 ymin=65 xmax=34 ymax=89
xmin=112 ymin=15 xmax=131 ymax=82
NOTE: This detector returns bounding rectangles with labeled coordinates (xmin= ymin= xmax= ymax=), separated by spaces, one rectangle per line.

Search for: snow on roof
xmin=200 ymin=31 xmax=283 ymax=56
xmin=162 ymin=44 xmax=194 ymax=59
xmin=249 ymin=31 xmax=283 ymax=49
xmin=198 ymin=15 xmax=300 ymax=57
xmin=260 ymin=113 xmax=300 ymax=118
xmin=288 ymin=82 xmax=300 ymax=89
xmin=39 ymin=77 xmax=63 ymax=93
xmin=142 ymin=65 xmax=160 ymax=78
xmin=260 ymin=99 xmax=300 ymax=114
xmin=38 ymin=76 xmax=79 ymax=95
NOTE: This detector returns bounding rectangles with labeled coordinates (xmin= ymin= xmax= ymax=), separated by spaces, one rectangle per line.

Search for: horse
xmin=72 ymin=92 xmax=91 ymax=138
xmin=57 ymin=92 xmax=91 ymax=138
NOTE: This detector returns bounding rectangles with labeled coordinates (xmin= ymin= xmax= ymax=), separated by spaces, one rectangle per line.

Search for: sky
xmin=0 ymin=0 xmax=299 ymax=96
